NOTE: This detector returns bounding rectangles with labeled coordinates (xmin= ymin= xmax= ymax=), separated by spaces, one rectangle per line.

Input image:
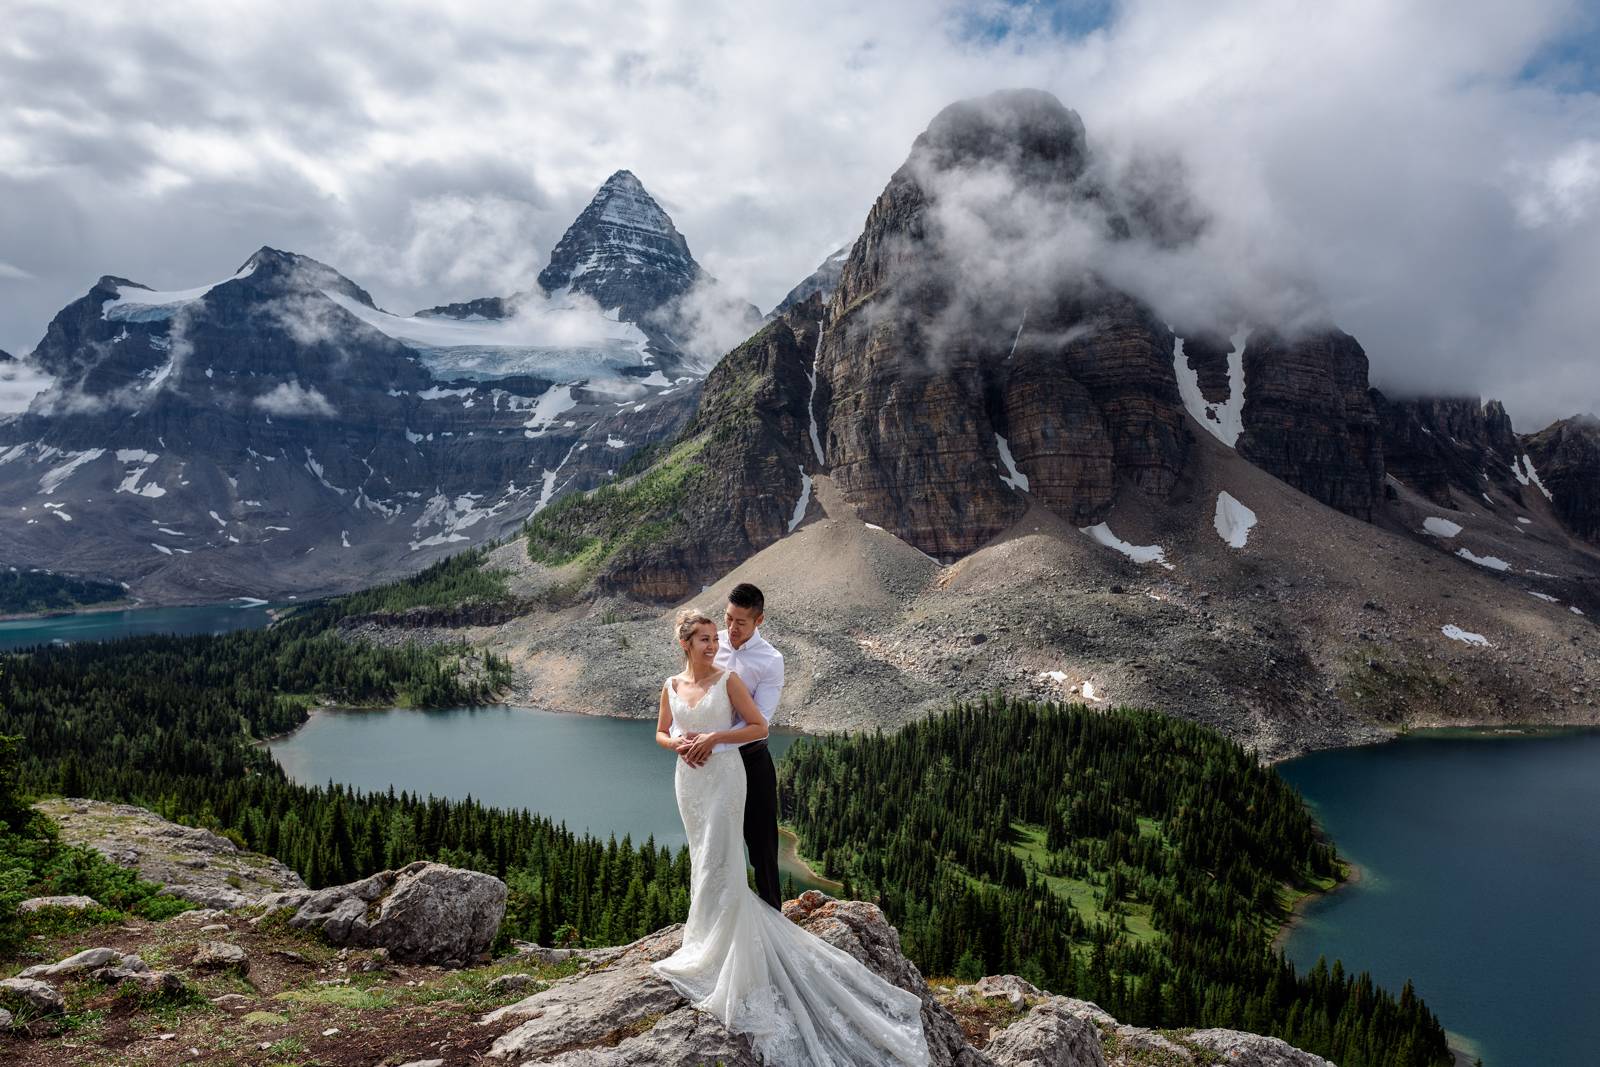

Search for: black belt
xmin=738 ymin=738 xmax=769 ymax=755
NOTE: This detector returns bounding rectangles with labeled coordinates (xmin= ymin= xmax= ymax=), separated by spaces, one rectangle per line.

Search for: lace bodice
xmin=666 ymin=670 xmax=737 ymax=735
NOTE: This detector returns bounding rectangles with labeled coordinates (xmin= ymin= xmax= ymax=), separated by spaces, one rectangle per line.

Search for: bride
xmin=651 ymin=608 xmax=930 ymax=1066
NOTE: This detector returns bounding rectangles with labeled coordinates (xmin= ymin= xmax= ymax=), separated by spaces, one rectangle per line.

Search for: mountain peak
xmin=536 ymin=171 xmax=700 ymax=322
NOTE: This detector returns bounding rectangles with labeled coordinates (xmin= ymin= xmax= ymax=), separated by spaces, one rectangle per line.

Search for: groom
xmin=675 ymin=582 xmax=785 ymax=909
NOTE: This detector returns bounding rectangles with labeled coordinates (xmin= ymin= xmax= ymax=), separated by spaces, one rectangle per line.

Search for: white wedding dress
xmin=651 ymin=669 xmax=930 ymax=1066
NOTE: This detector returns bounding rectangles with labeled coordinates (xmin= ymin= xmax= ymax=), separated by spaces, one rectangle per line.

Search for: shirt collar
xmin=722 ymin=626 xmax=768 ymax=656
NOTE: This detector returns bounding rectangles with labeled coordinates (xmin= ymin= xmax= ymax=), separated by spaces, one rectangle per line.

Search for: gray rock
xmin=482 ymin=926 xmax=687 ymax=1058
xmin=985 ymin=997 xmax=1105 ymax=1067
xmin=18 ymin=946 xmax=123 ymax=978
xmin=0 ymin=1007 xmax=11 ymax=1029
xmin=1185 ymin=1029 xmax=1336 ymax=1066
xmin=255 ymin=889 xmax=313 ymax=916
xmin=211 ymin=993 xmax=253 ymax=1010
xmin=395 ymin=1060 xmax=445 ymax=1067
xmin=289 ymin=861 xmax=506 ymax=965
xmin=0 ymin=977 xmax=65 ymax=1014
xmin=1104 ymin=1026 xmax=1194 ymax=1064
xmin=115 ymin=970 xmax=186 ymax=996
xmin=485 ymin=973 xmax=538 ymax=995
xmin=970 ymin=974 xmax=1045 ymax=1011
xmin=167 ymin=883 xmax=253 ymax=910
xmin=16 ymin=894 xmax=99 ymax=913
xmin=192 ymin=940 xmax=249 ymax=972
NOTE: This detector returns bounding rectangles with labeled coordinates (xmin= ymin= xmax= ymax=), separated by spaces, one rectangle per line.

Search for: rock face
xmin=1236 ymin=328 xmax=1385 ymax=520
xmin=268 ymin=860 xmax=507 ymax=966
xmin=1522 ymin=414 xmax=1600 ymax=540
xmin=1374 ymin=393 xmax=1522 ymax=507
xmin=477 ymin=893 xmax=1331 ymax=1067
xmin=35 ymin=798 xmax=305 ymax=907
xmin=816 ymin=90 xmax=1191 ymax=559
xmin=0 ymin=173 xmax=719 ymax=601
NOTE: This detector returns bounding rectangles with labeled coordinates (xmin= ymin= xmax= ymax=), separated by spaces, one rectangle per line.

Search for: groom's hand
xmin=676 ymin=733 xmax=707 ymax=767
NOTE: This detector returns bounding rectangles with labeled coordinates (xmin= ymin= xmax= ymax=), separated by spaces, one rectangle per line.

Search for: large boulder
xmin=0 ymin=977 xmax=65 ymax=1014
xmin=276 ymin=861 xmax=506 ymax=966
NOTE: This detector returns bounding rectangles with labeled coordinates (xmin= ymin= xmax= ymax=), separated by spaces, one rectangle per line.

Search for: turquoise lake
xmin=0 ymin=600 xmax=274 ymax=651
xmin=1277 ymin=727 xmax=1600 ymax=1067
xmin=267 ymin=704 xmax=833 ymax=893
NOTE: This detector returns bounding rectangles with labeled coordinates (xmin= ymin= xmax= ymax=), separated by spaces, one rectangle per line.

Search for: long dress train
xmin=650 ymin=669 xmax=930 ymax=1066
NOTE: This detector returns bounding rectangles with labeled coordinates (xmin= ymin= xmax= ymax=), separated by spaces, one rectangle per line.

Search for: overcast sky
xmin=2 ymin=0 xmax=1598 ymax=429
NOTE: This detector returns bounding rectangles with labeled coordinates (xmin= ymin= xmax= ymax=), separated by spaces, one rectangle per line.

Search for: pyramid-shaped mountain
xmin=0 ymin=184 xmax=731 ymax=600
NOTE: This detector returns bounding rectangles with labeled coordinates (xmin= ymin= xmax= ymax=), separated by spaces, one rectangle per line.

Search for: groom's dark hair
xmin=728 ymin=583 xmax=765 ymax=615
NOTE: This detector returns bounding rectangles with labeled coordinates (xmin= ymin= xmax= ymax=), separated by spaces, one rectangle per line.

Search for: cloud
xmin=253 ymin=380 xmax=338 ymax=417
xmin=0 ymin=357 xmax=54 ymax=414
xmin=0 ymin=1 xmax=1596 ymax=428
xmin=0 ymin=261 xmax=34 ymax=281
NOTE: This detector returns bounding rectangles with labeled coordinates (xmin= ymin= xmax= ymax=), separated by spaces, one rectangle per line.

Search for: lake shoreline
xmin=1271 ymin=859 xmax=1363 ymax=955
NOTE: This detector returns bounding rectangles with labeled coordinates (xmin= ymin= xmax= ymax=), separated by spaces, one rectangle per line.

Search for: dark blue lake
xmin=1277 ymin=727 xmax=1600 ymax=1067
xmin=267 ymin=704 xmax=834 ymax=893
xmin=0 ymin=600 xmax=275 ymax=651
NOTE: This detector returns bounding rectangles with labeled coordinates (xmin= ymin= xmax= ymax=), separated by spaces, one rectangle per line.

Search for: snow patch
xmin=1456 ymin=548 xmax=1511 ymax=572
xmin=806 ymin=327 xmax=826 ymax=465
xmin=1213 ymin=491 xmax=1257 ymax=548
xmin=995 ymin=434 xmax=1029 ymax=492
xmin=150 ymin=543 xmax=173 ymax=556
xmin=1441 ymin=624 xmax=1491 ymax=647
xmin=1080 ymin=523 xmax=1174 ymax=569
xmin=521 ymin=384 xmax=579 ymax=437
xmin=1516 ymin=516 xmax=1532 ymax=525
xmin=1511 ymin=455 xmax=1554 ymax=500
xmin=102 ymin=262 xmax=256 ymax=321
xmin=787 ymin=466 xmax=813 ymax=533
xmin=340 ymin=530 xmax=351 ymax=548
xmin=1529 ymin=591 xmax=1560 ymax=602
xmin=1572 ymin=606 xmax=1585 ymax=616
xmin=1171 ymin=332 xmax=1246 ymax=447
xmin=1422 ymin=516 xmax=1463 ymax=538
xmin=39 ymin=449 xmax=106 ymax=495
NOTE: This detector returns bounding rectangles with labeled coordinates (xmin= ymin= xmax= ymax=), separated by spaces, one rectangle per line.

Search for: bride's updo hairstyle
xmin=674 ymin=608 xmax=716 ymax=657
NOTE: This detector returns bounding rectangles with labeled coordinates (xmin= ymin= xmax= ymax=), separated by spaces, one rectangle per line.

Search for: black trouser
xmin=739 ymin=740 xmax=782 ymax=910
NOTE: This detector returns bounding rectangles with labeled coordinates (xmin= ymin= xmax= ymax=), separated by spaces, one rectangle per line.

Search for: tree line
xmin=779 ymin=697 xmax=1452 ymax=1067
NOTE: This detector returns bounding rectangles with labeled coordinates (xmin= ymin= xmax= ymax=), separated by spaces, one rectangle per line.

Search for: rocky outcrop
xmin=478 ymin=893 xmax=1331 ymax=1067
xmin=1522 ymin=414 xmax=1600 ymax=541
xmin=1374 ymin=393 xmax=1522 ymax=507
xmin=263 ymin=860 xmax=507 ymax=966
xmin=35 ymin=798 xmax=305 ymax=907
xmin=483 ymin=892 xmax=983 ymax=1066
xmin=1237 ymin=328 xmax=1385 ymax=520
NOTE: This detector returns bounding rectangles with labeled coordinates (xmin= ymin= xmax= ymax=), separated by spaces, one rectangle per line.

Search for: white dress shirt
xmin=669 ymin=627 xmax=786 ymax=754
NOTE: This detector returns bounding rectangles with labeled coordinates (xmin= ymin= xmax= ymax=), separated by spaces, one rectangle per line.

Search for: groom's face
xmin=724 ymin=602 xmax=762 ymax=649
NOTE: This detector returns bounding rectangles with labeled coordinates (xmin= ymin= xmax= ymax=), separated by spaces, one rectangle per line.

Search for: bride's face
xmin=681 ymin=622 xmax=718 ymax=667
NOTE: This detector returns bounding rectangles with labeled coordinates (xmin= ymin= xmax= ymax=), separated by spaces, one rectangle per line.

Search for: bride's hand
xmin=683 ymin=732 xmax=717 ymax=766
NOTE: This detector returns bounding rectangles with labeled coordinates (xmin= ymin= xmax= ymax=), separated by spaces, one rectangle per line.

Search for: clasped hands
xmin=675 ymin=731 xmax=717 ymax=767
